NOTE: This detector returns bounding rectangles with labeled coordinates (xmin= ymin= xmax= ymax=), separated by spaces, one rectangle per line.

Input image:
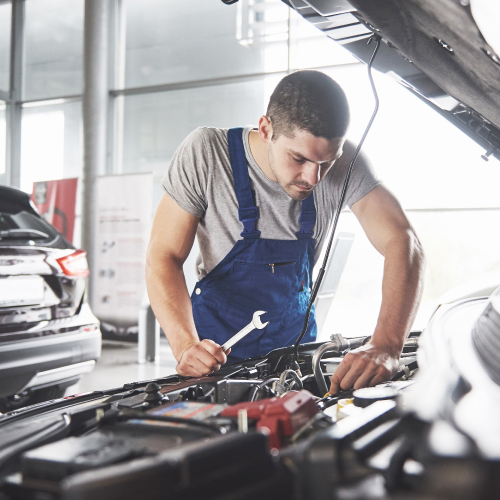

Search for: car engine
xmin=0 ymin=289 xmax=499 ymax=500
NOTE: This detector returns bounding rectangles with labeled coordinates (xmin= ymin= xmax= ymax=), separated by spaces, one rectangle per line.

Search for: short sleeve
xmin=344 ymin=149 xmax=382 ymax=209
xmin=161 ymin=128 xmax=210 ymax=217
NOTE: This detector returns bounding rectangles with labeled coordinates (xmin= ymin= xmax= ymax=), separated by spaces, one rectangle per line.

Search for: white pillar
xmin=82 ymin=0 xmax=110 ymax=304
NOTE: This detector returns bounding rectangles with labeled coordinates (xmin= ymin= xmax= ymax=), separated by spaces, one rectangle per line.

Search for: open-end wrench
xmin=222 ymin=311 xmax=269 ymax=352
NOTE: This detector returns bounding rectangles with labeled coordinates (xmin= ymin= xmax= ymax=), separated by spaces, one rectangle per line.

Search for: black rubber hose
xmin=249 ymin=378 xmax=280 ymax=402
xmin=293 ymin=35 xmax=382 ymax=364
xmin=391 ymin=361 xmax=418 ymax=381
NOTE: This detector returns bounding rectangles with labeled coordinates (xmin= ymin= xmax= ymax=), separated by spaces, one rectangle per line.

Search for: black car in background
xmin=0 ymin=185 xmax=100 ymax=411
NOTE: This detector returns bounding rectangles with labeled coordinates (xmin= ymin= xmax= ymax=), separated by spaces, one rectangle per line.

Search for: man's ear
xmin=258 ymin=115 xmax=273 ymax=144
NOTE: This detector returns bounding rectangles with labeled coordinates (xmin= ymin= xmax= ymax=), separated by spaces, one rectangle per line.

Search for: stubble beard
xmin=268 ymin=147 xmax=314 ymax=201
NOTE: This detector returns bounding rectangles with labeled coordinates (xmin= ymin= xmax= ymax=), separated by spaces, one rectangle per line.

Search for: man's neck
xmin=248 ymin=130 xmax=277 ymax=182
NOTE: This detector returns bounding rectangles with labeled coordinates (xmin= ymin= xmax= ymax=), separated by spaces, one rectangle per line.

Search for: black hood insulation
xmin=285 ymin=0 xmax=500 ymax=161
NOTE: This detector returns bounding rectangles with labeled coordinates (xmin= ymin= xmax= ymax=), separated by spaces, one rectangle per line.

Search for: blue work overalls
xmin=191 ymin=128 xmax=317 ymax=362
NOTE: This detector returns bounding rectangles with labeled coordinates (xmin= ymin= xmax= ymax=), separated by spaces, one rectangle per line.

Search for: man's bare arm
xmin=145 ymin=193 xmax=228 ymax=377
xmin=329 ymin=184 xmax=425 ymax=393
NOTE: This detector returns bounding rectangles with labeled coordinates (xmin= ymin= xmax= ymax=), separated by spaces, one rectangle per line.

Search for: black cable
xmin=293 ymin=35 xmax=382 ymax=364
xmin=119 ymin=412 xmax=224 ymax=434
xmin=249 ymin=378 xmax=279 ymax=402
xmin=391 ymin=361 xmax=418 ymax=381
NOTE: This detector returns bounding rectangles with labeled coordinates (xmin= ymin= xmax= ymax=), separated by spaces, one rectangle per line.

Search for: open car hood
xmin=285 ymin=0 xmax=500 ymax=162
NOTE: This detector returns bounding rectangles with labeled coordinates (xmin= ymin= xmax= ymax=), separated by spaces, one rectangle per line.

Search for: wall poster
xmin=91 ymin=173 xmax=154 ymax=341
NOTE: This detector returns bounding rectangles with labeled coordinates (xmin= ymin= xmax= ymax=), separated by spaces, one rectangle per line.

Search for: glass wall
xmin=122 ymin=0 xmax=289 ymax=89
xmin=20 ymin=100 xmax=82 ymax=193
xmin=24 ymin=0 xmax=84 ymax=100
xmin=0 ymin=1 xmax=11 ymax=92
xmin=120 ymin=75 xmax=284 ymax=203
xmin=121 ymin=79 xmax=269 ymax=173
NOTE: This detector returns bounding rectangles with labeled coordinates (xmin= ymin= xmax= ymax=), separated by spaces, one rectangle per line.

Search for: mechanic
xmin=146 ymin=70 xmax=425 ymax=393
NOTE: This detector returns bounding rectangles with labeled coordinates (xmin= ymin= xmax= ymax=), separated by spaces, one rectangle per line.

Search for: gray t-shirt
xmin=162 ymin=126 xmax=381 ymax=281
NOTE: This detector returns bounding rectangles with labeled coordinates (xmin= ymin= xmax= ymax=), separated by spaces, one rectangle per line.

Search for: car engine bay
xmin=0 ymin=289 xmax=499 ymax=500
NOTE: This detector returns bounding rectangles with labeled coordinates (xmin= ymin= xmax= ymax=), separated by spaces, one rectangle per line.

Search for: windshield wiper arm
xmin=0 ymin=229 xmax=49 ymax=240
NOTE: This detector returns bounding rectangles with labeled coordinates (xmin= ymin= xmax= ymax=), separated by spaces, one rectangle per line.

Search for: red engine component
xmin=221 ymin=390 xmax=318 ymax=449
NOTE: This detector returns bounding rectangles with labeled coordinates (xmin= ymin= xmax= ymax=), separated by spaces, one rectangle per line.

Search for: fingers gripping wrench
xmin=222 ymin=311 xmax=269 ymax=352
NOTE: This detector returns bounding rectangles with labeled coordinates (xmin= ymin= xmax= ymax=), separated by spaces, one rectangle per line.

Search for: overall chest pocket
xmin=234 ymin=260 xmax=296 ymax=274
xmin=232 ymin=260 xmax=303 ymax=300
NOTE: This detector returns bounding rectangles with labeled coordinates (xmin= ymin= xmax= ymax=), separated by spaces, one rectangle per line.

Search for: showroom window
xmin=3 ymin=0 xmax=85 ymax=197
xmin=122 ymin=0 xmax=290 ymax=89
xmin=119 ymin=75 xmax=283 ymax=202
xmin=23 ymin=0 xmax=84 ymax=101
xmin=20 ymin=100 xmax=82 ymax=193
xmin=0 ymin=0 xmax=11 ymax=93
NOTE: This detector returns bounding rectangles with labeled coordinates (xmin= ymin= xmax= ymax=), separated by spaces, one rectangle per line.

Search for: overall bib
xmin=191 ymin=127 xmax=317 ymax=362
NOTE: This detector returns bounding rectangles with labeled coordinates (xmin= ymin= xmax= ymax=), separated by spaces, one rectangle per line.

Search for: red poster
xmin=31 ymin=178 xmax=78 ymax=243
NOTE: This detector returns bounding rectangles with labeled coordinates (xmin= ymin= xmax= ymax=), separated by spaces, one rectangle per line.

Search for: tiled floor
xmin=65 ymin=340 xmax=178 ymax=396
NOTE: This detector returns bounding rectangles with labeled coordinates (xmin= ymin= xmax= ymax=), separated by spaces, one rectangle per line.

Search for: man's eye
xmin=293 ymin=157 xmax=304 ymax=163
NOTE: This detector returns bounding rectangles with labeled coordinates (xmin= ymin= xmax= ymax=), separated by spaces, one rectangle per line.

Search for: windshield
xmin=0 ymin=211 xmax=72 ymax=248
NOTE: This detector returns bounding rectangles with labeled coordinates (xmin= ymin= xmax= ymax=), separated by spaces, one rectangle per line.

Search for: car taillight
xmin=56 ymin=250 xmax=90 ymax=277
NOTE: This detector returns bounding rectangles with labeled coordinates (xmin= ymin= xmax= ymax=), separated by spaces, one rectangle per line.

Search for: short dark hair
xmin=266 ymin=70 xmax=350 ymax=141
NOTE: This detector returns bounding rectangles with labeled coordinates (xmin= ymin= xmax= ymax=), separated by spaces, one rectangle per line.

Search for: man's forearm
xmin=146 ymin=194 xmax=227 ymax=377
xmin=330 ymin=186 xmax=425 ymax=393
xmin=145 ymin=254 xmax=199 ymax=361
xmin=371 ymin=229 xmax=425 ymax=354
xmin=329 ymin=229 xmax=425 ymax=393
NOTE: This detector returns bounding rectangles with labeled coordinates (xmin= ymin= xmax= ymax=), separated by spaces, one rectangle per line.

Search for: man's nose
xmin=303 ymin=162 xmax=321 ymax=186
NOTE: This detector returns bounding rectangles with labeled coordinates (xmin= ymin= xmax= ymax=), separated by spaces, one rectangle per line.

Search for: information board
xmin=91 ymin=173 xmax=154 ymax=338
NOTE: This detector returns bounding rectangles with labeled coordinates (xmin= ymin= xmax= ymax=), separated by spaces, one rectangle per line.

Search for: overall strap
xmin=228 ymin=128 xmax=261 ymax=240
xmin=296 ymin=192 xmax=316 ymax=240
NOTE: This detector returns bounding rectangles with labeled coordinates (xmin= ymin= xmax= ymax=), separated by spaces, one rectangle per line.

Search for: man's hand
xmin=176 ymin=339 xmax=229 ymax=377
xmin=329 ymin=342 xmax=399 ymax=394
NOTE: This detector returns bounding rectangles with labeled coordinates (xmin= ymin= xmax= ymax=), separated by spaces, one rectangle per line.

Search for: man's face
xmin=267 ymin=128 xmax=344 ymax=201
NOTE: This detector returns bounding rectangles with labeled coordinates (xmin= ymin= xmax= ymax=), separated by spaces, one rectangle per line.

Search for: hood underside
xmin=286 ymin=0 xmax=500 ymax=161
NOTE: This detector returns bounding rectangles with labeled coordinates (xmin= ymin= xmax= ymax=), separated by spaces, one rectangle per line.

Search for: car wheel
xmin=0 ymin=385 xmax=66 ymax=413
